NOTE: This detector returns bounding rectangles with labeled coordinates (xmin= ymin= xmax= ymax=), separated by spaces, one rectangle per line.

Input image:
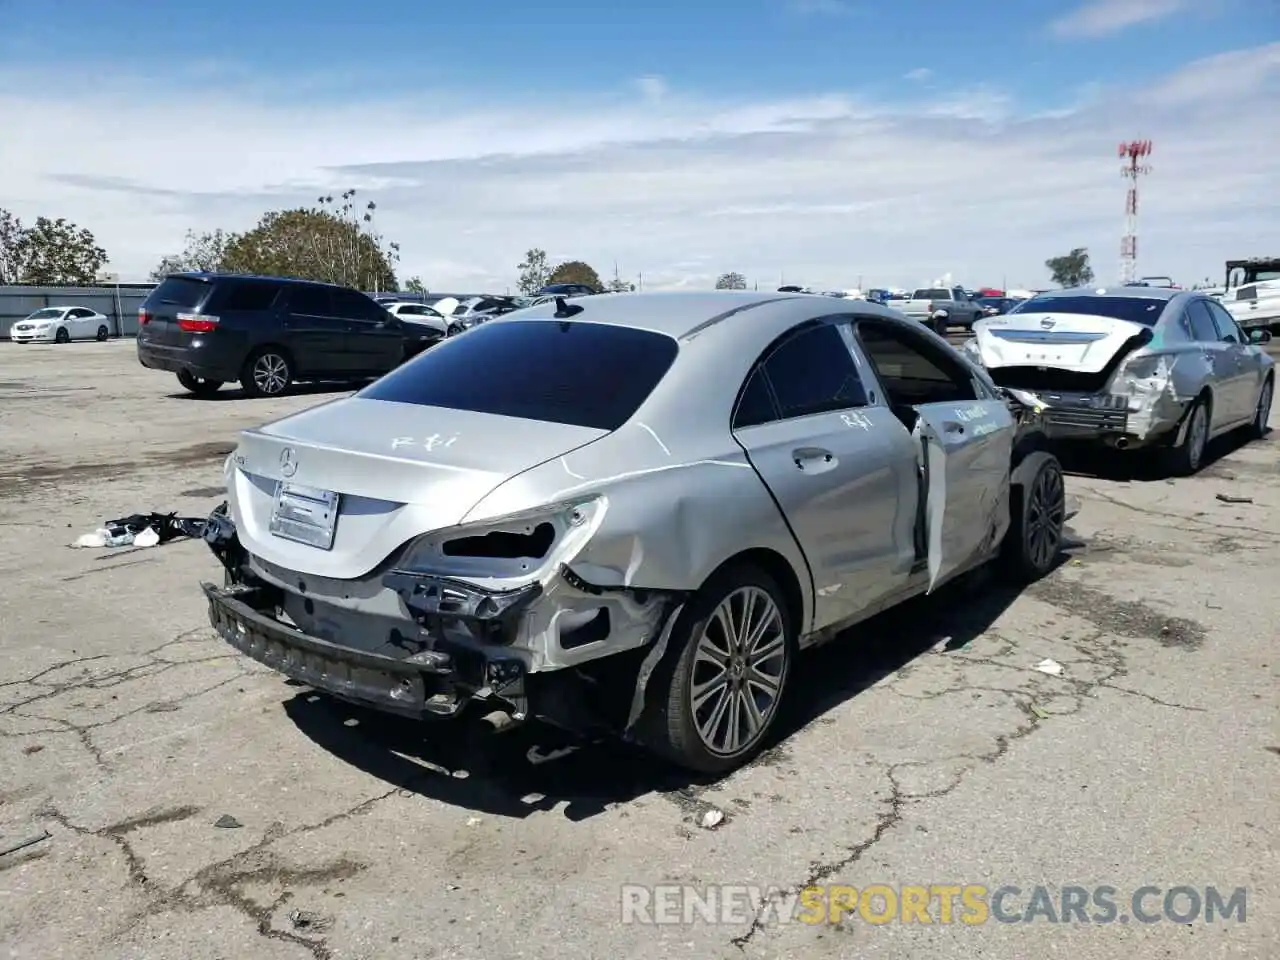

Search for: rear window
xmin=1009 ymin=295 xmax=1167 ymax=326
xmin=148 ymin=276 xmax=210 ymax=310
xmin=359 ymin=319 xmax=679 ymax=430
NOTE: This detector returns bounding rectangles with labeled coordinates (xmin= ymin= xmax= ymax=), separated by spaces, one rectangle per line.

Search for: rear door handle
xmin=792 ymin=447 xmax=834 ymax=468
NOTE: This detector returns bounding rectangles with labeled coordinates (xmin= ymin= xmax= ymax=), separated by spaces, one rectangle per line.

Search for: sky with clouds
xmin=1 ymin=0 xmax=1277 ymax=291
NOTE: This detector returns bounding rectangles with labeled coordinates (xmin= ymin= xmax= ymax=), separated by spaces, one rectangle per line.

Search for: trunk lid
xmin=972 ymin=312 xmax=1151 ymax=374
xmin=229 ymin=398 xmax=609 ymax=578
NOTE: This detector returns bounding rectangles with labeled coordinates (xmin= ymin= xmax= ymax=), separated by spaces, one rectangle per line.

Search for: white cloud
xmin=1051 ymin=0 xmax=1190 ymax=38
xmin=903 ymin=68 xmax=932 ymax=82
xmin=1 ymin=44 xmax=1278 ymax=292
xmin=634 ymin=75 xmax=669 ymax=103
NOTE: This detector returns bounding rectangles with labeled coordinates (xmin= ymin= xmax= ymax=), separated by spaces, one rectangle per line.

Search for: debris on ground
xmin=71 ymin=512 xmax=210 ymax=549
xmin=465 ymin=816 xmax=481 ymax=827
xmin=700 ymin=808 xmax=725 ymax=830
xmin=1215 ymin=493 xmax=1253 ymax=504
xmin=0 ymin=830 xmax=51 ymax=858
xmin=288 ymin=910 xmax=334 ymax=933
xmin=213 ymin=814 xmax=243 ymax=829
xmin=1034 ymin=658 xmax=1064 ymax=676
xmin=1030 ymin=703 xmax=1052 ymax=719
xmin=22 ymin=744 xmax=44 ymax=755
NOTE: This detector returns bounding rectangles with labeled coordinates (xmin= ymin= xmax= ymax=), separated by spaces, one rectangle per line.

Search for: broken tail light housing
xmin=177 ymin=312 xmax=220 ymax=333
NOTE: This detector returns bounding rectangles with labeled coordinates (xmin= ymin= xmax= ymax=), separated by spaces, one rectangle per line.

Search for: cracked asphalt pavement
xmin=1 ymin=341 xmax=1276 ymax=959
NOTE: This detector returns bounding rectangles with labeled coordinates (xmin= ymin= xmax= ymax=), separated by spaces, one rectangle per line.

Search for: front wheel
xmin=1001 ymin=454 xmax=1065 ymax=582
xmin=637 ymin=565 xmax=793 ymax=774
xmin=1248 ymin=376 xmax=1272 ymax=440
xmin=240 ymin=348 xmax=293 ymax=398
xmin=54 ymin=327 xmax=70 ymax=343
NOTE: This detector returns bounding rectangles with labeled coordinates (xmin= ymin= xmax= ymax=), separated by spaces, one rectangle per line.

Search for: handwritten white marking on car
xmin=970 ymin=421 xmax=1001 ymax=437
xmin=391 ymin=434 xmax=459 ymax=452
xmin=953 ymin=404 xmax=988 ymax=423
xmin=635 ymin=422 xmax=671 ymax=456
xmin=840 ymin=412 xmax=872 ymax=430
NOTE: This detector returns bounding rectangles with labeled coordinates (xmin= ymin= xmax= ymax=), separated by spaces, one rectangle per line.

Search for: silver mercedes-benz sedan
xmin=202 ymin=291 xmax=1067 ymax=773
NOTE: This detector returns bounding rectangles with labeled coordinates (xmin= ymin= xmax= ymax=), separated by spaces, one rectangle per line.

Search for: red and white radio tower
xmin=1118 ymin=139 xmax=1152 ymax=284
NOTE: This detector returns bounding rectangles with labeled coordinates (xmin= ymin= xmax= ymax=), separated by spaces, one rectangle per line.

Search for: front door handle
xmin=792 ymin=447 xmax=834 ymax=469
xmin=941 ymin=421 xmax=965 ymax=434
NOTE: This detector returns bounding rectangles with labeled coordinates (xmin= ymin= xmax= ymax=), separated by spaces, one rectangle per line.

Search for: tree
xmin=1045 ymin=248 xmax=1094 ymax=288
xmin=219 ymin=189 xmax=399 ymax=290
xmin=546 ymin=260 xmax=602 ymax=290
xmin=517 ymin=248 xmax=550 ymax=294
xmin=403 ymin=276 xmax=426 ymax=294
xmin=0 ymin=208 xmax=108 ymax=285
xmin=150 ymin=228 xmax=236 ymax=280
xmin=715 ymin=271 xmax=747 ymax=290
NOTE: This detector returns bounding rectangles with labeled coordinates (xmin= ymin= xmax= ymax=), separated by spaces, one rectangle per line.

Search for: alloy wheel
xmin=1186 ymin=403 xmax=1208 ymax=470
xmin=1025 ymin=462 xmax=1065 ymax=571
xmin=1256 ymin=381 xmax=1272 ymax=433
xmin=690 ymin=586 xmax=788 ymax=757
xmin=252 ymin=353 xmax=290 ymax=395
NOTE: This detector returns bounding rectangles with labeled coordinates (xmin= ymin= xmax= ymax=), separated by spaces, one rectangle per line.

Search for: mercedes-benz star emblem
xmin=279 ymin=447 xmax=298 ymax=477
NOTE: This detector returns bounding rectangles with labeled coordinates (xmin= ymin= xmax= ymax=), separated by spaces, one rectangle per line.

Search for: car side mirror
xmin=1249 ymin=329 xmax=1271 ymax=344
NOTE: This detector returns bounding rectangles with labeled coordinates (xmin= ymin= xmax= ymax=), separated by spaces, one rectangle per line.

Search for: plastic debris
xmin=0 ymin=829 xmax=51 ymax=858
xmin=289 ymin=910 xmax=333 ymax=933
xmin=1030 ymin=703 xmax=1052 ymax=719
xmin=1215 ymin=493 xmax=1253 ymax=504
xmin=1034 ymin=658 xmax=1064 ymax=676
xmin=133 ymin=526 xmax=160 ymax=547
xmin=213 ymin=814 xmax=243 ymax=829
xmin=700 ymin=808 xmax=725 ymax=830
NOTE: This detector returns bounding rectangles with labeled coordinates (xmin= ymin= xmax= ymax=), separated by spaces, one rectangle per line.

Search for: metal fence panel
xmin=0 ymin=284 xmax=155 ymax=338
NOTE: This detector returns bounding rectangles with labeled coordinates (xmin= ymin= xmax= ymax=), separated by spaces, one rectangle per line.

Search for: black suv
xmin=137 ymin=273 xmax=435 ymax=397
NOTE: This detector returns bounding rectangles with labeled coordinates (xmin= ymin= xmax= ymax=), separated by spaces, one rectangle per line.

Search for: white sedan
xmin=9 ymin=306 xmax=112 ymax=343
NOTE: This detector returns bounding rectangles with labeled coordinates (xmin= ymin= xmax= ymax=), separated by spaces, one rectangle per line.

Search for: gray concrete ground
xmin=1 ymin=340 xmax=1276 ymax=960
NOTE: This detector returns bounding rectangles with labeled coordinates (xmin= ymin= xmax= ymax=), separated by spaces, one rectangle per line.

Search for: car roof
xmin=491 ymin=290 xmax=912 ymax=339
xmin=169 ymin=272 xmax=346 ymax=289
xmin=1035 ymin=285 xmax=1185 ymax=302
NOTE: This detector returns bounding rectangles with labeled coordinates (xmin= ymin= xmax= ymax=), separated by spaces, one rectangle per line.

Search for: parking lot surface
xmin=1 ymin=340 xmax=1276 ymax=960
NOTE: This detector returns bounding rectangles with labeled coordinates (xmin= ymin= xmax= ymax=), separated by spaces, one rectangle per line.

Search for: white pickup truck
xmin=894 ymin=286 xmax=984 ymax=334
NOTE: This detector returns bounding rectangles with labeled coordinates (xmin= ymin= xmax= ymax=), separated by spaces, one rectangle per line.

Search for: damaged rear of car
xmin=962 ymin=287 xmax=1275 ymax=474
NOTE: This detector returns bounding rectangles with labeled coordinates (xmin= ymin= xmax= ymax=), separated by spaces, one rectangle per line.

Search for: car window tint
xmin=759 ymin=324 xmax=868 ymax=419
xmin=359 ymin=319 xmax=678 ymax=431
xmin=1184 ymin=300 xmax=1219 ymax=342
xmin=331 ymin=288 xmax=382 ymax=320
xmin=732 ymin=368 xmax=778 ymax=428
xmin=148 ymin=276 xmax=211 ymax=310
xmin=216 ymin=281 xmax=279 ymax=312
xmin=288 ymin=286 xmax=333 ymax=315
xmin=1205 ymin=301 xmax=1242 ymax=343
xmin=855 ymin=319 xmax=978 ymax=405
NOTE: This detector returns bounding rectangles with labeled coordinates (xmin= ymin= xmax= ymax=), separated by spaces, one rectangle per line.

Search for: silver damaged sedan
xmin=203 ymin=291 xmax=1068 ymax=773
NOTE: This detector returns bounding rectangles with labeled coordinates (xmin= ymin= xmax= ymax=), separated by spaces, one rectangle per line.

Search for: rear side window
xmin=332 ymin=288 xmax=384 ymax=321
xmin=288 ymin=286 xmax=333 ymax=315
xmin=215 ymin=280 xmax=279 ymax=312
xmin=148 ymin=277 xmax=210 ymax=310
xmin=761 ymin=324 xmax=868 ymax=420
xmin=359 ymin=319 xmax=678 ymax=431
xmin=1184 ymin=301 xmax=1219 ymax=342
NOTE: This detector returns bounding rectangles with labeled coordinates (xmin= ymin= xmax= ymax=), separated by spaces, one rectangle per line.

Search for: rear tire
xmin=177 ymin=370 xmax=224 ymax=397
xmin=1000 ymin=455 xmax=1065 ymax=582
xmin=1161 ymin=394 xmax=1210 ymax=476
xmin=96 ymin=325 xmax=109 ymax=341
xmin=637 ymin=564 xmax=793 ymax=774
xmin=240 ymin=348 xmax=293 ymax=398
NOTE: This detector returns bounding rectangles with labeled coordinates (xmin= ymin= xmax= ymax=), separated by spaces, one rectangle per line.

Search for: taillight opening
xmin=176 ymin=312 xmax=219 ymax=334
xmin=138 ymin=308 xmax=152 ymax=325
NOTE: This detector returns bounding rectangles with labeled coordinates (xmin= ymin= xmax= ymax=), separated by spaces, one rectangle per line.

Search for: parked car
xmin=448 ymin=296 xmax=521 ymax=329
xmin=137 ymin=273 xmax=433 ymax=398
xmin=976 ymin=296 xmax=1020 ymax=318
xmin=895 ymin=287 xmax=984 ymax=333
xmin=9 ymin=306 xmax=111 ymax=343
xmin=962 ymin=286 xmax=1274 ymax=474
xmin=200 ymin=291 xmax=1067 ymax=774
xmin=381 ymin=300 xmax=464 ymax=338
xmin=538 ymin=282 xmax=599 ymax=297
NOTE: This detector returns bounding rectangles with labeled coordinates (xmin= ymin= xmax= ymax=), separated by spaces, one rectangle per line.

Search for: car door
xmin=1184 ymin=298 xmax=1245 ymax=427
xmin=66 ymin=308 xmax=92 ymax=338
xmin=281 ymin=286 xmax=351 ymax=375
xmin=852 ymin=316 xmax=1015 ymax=592
xmin=1206 ymin=299 xmax=1263 ymax=425
xmin=331 ymin=288 xmax=404 ymax=374
xmin=731 ymin=319 xmax=919 ymax=630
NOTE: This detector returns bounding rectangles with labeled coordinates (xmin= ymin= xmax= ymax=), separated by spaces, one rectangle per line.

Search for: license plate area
xmin=269 ymin=482 xmax=340 ymax=549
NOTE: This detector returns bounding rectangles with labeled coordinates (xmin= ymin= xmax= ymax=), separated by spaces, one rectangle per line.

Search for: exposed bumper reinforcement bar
xmin=202 ymin=581 xmax=529 ymax=720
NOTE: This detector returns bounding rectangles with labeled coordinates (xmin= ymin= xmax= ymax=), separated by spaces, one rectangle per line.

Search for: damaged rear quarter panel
xmin=460 ymin=418 xmax=814 ymax=630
